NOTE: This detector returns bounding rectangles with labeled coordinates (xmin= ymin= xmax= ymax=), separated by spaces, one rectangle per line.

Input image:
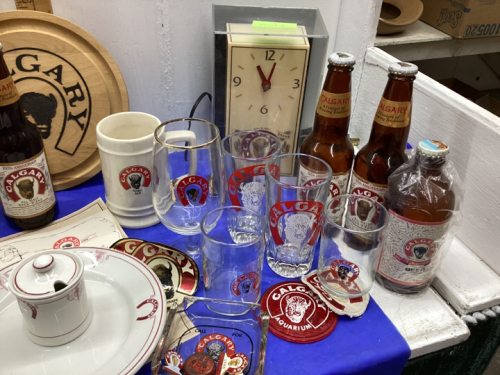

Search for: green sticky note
xmin=252 ymin=20 xmax=298 ymax=29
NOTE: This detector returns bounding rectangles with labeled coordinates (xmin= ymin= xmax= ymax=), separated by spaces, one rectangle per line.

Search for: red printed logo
xmin=119 ymin=165 xmax=152 ymax=191
xmin=3 ymin=168 xmax=47 ymax=202
xmin=351 ymin=187 xmax=383 ymax=204
xmin=196 ymin=334 xmax=235 ymax=363
xmin=330 ymin=260 xmax=360 ymax=282
xmin=240 ymin=131 xmax=279 ymax=158
xmin=53 ymin=236 xmax=81 ymax=249
xmin=136 ymin=298 xmax=159 ymax=321
xmin=269 ymin=201 xmax=323 ymax=246
xmin=231 ymin=273 xmax=258 ymax=296
xmin=176 ymin=175 xmax=209 ymax=206
xmin=403 ymin=238 xmax=436 ymax=264
xmin=228 ymin=164 xmax=278 ymax=209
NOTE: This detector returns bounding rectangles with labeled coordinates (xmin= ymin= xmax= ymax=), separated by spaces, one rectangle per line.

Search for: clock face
xmin=226 ymin=46 xmax=309 ymax=155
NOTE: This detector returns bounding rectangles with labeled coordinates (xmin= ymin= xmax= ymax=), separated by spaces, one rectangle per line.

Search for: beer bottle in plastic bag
xmin=346 ymin=62 xmax=417 ymax=243
xmin=376 ymin=140 xmax=456 ymax=294
xmin=0 ymin=43 xmax=57 ymax=229
xmin=300 ymin=52 xmax=355 ymax=222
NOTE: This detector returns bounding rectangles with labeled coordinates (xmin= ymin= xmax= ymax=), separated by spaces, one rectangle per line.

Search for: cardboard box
xmin=420 ymin=0 xmax=500 ymax=39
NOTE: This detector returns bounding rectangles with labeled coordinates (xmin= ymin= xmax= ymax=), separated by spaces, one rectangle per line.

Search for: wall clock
xmin=225 ymin=23 xmax=310 ymax=174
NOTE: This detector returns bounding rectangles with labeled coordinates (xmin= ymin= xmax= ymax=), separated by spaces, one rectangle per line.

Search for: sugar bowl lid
xmin=9 ymin=250 xmax=84 ymax=298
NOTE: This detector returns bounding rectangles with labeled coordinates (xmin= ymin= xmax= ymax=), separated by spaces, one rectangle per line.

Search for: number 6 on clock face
xmin=225 ymin=24 xmax=310 ymax=173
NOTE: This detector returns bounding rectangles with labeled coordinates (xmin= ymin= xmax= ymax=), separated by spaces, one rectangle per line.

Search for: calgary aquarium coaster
xmin=261 ymin=281 xmax=338 ymax=343
xmin=302 ymin=270 xmax=369 ymax=318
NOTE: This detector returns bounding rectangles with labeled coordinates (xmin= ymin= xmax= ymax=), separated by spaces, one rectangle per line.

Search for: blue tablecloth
xmin=0 ymin=173 xmax=410 ymax=375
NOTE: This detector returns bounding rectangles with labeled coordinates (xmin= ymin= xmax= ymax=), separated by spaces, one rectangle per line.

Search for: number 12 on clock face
xmin=225 ymin=30 xmax=310 ymax=160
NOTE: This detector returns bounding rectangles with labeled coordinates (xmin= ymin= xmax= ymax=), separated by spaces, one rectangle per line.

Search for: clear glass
xmin=201 ymin=206 xmax=266 ymax=316
xmin=265 ymin=153 xmax=332 ymax=278
xmin=318 ymin=195 xmax=388 ymax=298
xmin=152 ymin=118 xmax=224 ymax=256
xmin=222 ymin=131 xmax=282 ymax=218
xmin=151 ymin=296 xmax=269 ymax=375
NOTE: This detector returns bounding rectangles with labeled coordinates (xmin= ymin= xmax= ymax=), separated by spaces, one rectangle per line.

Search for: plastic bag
xmin=375 ymin=140 xmax=463 ymax=295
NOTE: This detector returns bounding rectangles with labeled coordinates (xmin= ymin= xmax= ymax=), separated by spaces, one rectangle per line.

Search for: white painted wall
xmin=0 ymin=0 xmax=348 ymax=123
xmin=352 ymin=47 xmax=500 ymax=275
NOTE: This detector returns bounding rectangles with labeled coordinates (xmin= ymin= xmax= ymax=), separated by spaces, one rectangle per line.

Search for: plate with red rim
xmin=0 ymin=247 xmax=167 ymax=375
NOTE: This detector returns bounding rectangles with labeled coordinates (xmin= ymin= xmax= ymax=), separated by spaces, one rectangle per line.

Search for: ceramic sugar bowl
xmin=8 ymin=250 xmax=92 ymax=346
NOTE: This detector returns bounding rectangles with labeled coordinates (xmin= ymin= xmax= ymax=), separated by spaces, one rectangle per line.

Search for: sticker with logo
xmin=228 ymin=164 xmax=279 ymax=211
xmin=377 ymin=210 xmax=450 ymax=286
xmin=53 ymin=236 xmax=81 ymax=249
xmin=269 ymin=201 xmax=324 ymax=247
xmin=196 ymin=334 xmax=236 ymax=364
xmin=316 ymin=90 xmax=351 ymax=119
xmin=261 ymin=281 xmax=338 ymax=343
xmin=238 ymin=131 xmax=279 ymax=158
xmin=129 ymin=242 xmax=199 ymax=304
xmin=374 ymin=98 xmax=411 ymax=128
xmin=0 ymin=150 xmax=56 ymax=219
xmin=330 ymin=259 xmax=360 ymax=282
xmin=110 ymin=238 xmax=144 ymax=254
xmin=216 ymin=353 xmax=249 ymax=375
xmin=119 ymin=166 xmax=151 ymax=194
xmin=231 ymin=273 xmax=259 ymax=296
xmin=302 ymin=270 xmax=369 ymax=317
xmin=176 ymin=175 xmax=209 ymax=206
xmin=163 ymin=350 xmax=183 ymax=375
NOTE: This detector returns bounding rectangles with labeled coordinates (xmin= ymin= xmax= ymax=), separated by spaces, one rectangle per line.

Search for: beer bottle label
xmin=0 ymin=76 xmax=20 ymax=107
xmin=376 ymin=210 xmax=451 ymax=286
xmin=298 ymin=163 xmax=349 ymax=223
xmin=345 ymin=171 xmax=387 ymax=237
xmin=374 ymin=98 xmax=411 ymax=128
xmin=316 ymin=90 xmax=351 ymax=119
xmin=0 ymin=150 xmax=56 ymax=219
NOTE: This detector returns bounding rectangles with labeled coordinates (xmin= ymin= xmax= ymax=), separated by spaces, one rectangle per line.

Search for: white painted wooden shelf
xmin=375 ymin=21 xmax=500 ymax=61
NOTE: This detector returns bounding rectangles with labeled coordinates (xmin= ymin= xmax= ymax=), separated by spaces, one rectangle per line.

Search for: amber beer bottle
xmin=0 ymin=43 xmax=57 ymax=229
xmin=300 ymin=52 xmax=355 ymax=222
xmin=346 ymin=62 xmax=417 ymax=241
xmin=376 ymin=140 xmax=455 ymax=294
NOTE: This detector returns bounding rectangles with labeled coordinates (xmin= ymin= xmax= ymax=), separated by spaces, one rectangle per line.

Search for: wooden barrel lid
xmin=0 ymin=11 xmax=129 ymax=190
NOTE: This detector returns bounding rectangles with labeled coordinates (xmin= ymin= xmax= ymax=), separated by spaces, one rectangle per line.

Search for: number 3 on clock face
xmin=226 ymin=45 xmax=309 ymax=148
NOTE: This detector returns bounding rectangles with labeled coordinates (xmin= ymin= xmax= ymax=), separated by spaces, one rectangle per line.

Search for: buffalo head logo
xmin=16 ymin=178 xmax=35 ymax=199
xmin=240 ymin=279 xmax=253 ymax=294
xmin=240 ymin=181 xmax=265 ymax=211
xmin=338 ymin=265 xmax=350 ymax=280
xmin=152 ymin=262 xmax=175 ymax=300
xmin=413 ymin=246 xmax=429 ymax=260
xmin=187 ymin=188 xmax=199 ymax=202
xmin=285 ymin=295 xmax=311 ymax=323
xmin=356 ymin=200 xmax=373 ymax=221
xmin=251 ymin=137 xmax=270 ymax=158
xmin=128 ymin=174 xmax=142 ymax=190
xmin=21 ymin=92 xmax=58 ymax=139
xmin=284 ymin=213 xmax=311 ymax=247
xmin=206 ymin=341 xmax=225 ymax=363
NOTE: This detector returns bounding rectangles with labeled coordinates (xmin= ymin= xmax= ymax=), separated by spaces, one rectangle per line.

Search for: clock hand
xmin=256 ymin=65 xmax=271 ymax=92
xmin=266 ymin=63 xmax=277 ymax=82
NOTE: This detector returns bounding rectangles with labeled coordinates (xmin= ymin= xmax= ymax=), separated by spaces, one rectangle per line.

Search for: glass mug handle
xmin=162 ymin=130 xmax=198 ymax=175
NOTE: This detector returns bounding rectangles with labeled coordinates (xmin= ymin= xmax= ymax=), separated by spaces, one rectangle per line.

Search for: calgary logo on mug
xmin=119 ymin=166 xmax=151 ymax=194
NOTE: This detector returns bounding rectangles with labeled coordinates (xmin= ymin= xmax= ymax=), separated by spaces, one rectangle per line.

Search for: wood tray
xmin=0 ymin=11 xmax=129 ymax=190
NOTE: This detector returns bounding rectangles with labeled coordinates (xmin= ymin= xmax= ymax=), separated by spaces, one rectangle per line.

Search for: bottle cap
xmin=418 ymin=140 xmax=450 ymax=158
xmin=328 ymin=52 xmax=355 ymax=67
xmin=388 ymin=61 xmax=418 ymax=76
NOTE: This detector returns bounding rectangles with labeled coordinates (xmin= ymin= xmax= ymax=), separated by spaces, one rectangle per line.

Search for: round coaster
xmin=109 ymin=238 xmax=144 ymax=254
xmin=261 ymin=281 xmax=338 ymax=343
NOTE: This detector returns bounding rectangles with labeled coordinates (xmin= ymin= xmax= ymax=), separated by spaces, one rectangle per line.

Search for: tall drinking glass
xmin=318 ymin=194 xmax=388 ymax=298
xmin=265 ymin=153 xmax=332 ymax=278
xmin=222 ymin=131 xmax=281 ymax=218
xmin=152 ymin=118 xmax=224 ymax=255
xmin=201 ymin=206 xmax=266 ymax=315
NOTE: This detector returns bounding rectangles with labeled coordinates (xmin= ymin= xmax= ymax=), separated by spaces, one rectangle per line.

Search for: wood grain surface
xmin=0 ymin=10 xmax=129 ymax=190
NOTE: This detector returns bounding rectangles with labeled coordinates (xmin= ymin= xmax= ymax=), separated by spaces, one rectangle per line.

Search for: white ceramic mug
xmin=97 ymin=112 xmax=161 ymax=228
xmin=8 ymin=250 xmax=92 ymax=347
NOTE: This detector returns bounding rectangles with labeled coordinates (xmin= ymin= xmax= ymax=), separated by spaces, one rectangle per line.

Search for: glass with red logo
xmin=222 ymin=131 xmax=282 ymax=218
xmin=201 ymin=206 xmax=266 ymax=315
xmin=318 ymin=194 xmax=388 ymax=298
xmin=265 ymin=153 xmax=332 ymax=278
xmin=152 ymin=118 xmax=224 ymax=256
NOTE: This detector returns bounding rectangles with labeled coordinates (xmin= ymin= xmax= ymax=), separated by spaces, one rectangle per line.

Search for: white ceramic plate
xmin=0 ymin=247 xmax=167 ymax=375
